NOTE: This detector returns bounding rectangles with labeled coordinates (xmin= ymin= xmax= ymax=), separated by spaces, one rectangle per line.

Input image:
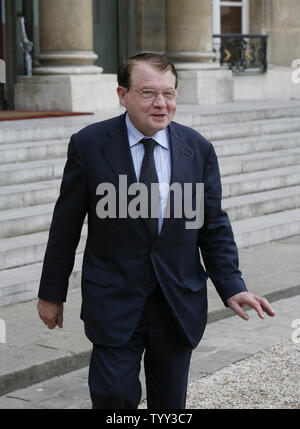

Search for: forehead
xmin=130 ymin=62 xmax=176 ymax=88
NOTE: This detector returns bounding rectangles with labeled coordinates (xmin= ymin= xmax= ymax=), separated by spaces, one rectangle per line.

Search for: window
xmin=213 ymin=0 xmax=249 ymax=35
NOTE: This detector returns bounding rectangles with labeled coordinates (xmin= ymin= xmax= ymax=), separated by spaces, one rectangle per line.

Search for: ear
xmin=117 ymin=86 xmax=127 ymax=108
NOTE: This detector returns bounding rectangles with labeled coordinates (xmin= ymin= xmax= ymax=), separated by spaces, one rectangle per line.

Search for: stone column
xmin=271 ymin=0 xmax=300 ymax=67
xmin=136 ymin=0 xmax=166 ymax=54
xmin=36 ymin=0 xmax=101 ymax=75
xmin=166 ymin=0 xmax=214 ymax=64
xmin=240 ymin=0 xmax=300 ymax=102
xmin=165 ymin=0 xmax=233 ymax=104
xmin=15 ymin=0 xmax=119 ymax=112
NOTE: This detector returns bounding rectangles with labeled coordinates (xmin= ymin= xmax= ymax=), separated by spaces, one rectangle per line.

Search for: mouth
xmin=152 ymin=114 xmax=167 ymax=119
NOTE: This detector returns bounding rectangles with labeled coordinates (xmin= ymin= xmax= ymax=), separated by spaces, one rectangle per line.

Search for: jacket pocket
xmin=184 ymin=273 xmax=207 ymax=293
xmin=82 ymin=261 xmax=113 ymax=286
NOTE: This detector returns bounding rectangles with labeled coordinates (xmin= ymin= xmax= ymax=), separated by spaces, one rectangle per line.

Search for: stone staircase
xmin=1 ymin=100 xmax=300 ymax=307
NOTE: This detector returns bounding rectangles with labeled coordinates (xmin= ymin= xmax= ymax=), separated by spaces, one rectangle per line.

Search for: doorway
xmin=213 ymin=0 xmax=249 ymax=35
xmin=0 ymin=0 xmax=36 ymax=110
xmin=93 ymin=0 xmax=119 ymax=73
xmin=213 ymin=0 xmax=249 ymax=66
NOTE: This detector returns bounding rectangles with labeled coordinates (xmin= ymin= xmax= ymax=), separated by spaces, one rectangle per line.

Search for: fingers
xmin=255 ymin=295 xmax=276 ymax=317
xmin=248 ymin=295 xmax=276 ymax=319
xmin=228 ymin=299 xmax=249 ymax=321
xmin=228 ymin=292 xmax=276 ymax=321
xmin=37 ymin=300 xmax=64 ymax=329
xmin=45 ymin=319 xmax=58 ymax=330
xmin=249 ymin=296 xmax=265 ymax=319
xmin=57 ymin=309 xmax=64 ymax=329
xmin=38 ymin=310 xmax=58 ymax=329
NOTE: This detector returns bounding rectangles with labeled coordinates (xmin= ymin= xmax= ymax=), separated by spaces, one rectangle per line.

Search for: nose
xmin=152 ymin=93 xmax=167 ymax=107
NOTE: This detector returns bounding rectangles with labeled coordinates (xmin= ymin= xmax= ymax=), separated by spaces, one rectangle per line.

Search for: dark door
xmin=0 ymin=0 xmax=35 ymax=110
xmin=93 ymin=0 xmax=118 ymax=74
xmin=221 ymin=0 xmax=242 ymax=34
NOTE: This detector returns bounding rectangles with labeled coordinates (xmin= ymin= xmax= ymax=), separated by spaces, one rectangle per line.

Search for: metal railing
xmin=213 ymin=34 xmax=268 ymax=73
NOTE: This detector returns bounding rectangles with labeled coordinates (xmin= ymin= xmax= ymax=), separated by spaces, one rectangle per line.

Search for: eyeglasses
xmin=133 ymin=89 xmax=178 ymax=101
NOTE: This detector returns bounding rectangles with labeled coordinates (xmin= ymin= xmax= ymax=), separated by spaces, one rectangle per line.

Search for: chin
xmin=151 ymin=118 xmax=169 ymax=129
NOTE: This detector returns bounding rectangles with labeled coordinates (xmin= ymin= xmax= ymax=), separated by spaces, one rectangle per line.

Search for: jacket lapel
xmin=100 ymin=116 xmax=195 ymax=242
xmin=160 ymin=122 xmax=195 ymax=236
xmin=169 ymin=122 xmax=194 ymax=187
xmin=101 ymin=114 xmax=137 ymax=186
xmin=100 ymin=114 xmax=151 ymax=242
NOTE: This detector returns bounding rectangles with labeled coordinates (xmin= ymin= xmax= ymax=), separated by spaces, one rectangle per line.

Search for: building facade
xmin=1 ymin=0 xmax=300 ymax=111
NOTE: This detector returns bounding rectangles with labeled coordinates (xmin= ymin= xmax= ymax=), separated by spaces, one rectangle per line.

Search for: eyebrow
xmin=139 ymin=87 xmax=176 ymax=91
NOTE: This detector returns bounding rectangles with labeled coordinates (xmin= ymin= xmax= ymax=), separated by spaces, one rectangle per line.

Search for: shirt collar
xmin=125 ymin=113 xmax=169 ymax=150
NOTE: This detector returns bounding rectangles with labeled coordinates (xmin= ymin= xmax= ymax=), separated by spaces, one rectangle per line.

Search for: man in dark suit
xmin=37 ymin=53 xmax=275 ymax=409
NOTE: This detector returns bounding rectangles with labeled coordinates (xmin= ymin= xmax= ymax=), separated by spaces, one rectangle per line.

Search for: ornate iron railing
xmin=213 ymin=34 xmax=268 ymax=73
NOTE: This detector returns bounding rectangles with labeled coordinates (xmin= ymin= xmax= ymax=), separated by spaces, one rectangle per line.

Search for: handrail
xmin=213 ymin=34 xmax=268 ymax=39
xmin=213 ymin=34 xmax=268 ymax=73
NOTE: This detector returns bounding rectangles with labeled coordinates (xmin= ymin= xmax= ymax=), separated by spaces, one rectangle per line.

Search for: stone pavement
xmin=0 ymin=295 xmax=299 ymax=409
xmin=0 ymin=235 xmax=299 ymax=408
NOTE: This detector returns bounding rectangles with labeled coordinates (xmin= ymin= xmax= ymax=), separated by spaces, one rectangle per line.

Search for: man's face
xmin=117 ymin=62 xmax=177 ymax=136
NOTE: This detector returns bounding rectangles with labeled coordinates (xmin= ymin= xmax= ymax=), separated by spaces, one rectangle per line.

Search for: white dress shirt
xmin=125 ymin=113 xmax=171 ymax=234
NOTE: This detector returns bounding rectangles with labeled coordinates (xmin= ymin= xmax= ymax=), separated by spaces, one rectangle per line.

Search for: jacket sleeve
xmin=38 ymin=133 xmax=88 ymax=303
xmin=197 ymin=143 xmax=247 ymax=306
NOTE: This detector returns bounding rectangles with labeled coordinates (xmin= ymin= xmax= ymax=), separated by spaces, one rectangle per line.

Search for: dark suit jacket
xmin=38 ymin=113 xmax=247 ymax=349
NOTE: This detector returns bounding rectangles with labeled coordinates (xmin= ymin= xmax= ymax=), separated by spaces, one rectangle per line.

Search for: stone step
xmin=0 ymin=180 xmax=61 ymax=211
xmin=0 ymin=160 xmax=300 ymax=238
xmin=0 ymin=102 xmax=300 ymax=147
xmin=213 ymin=131 xmax=300 ymax=157
xmin=0 ymin=102 xmax=299 ymax=145
xmin=0 ymin=139 xmax=68 ymax=164
xmin=0 ymin=203 xmax=55 ymax=238
xmin=224 ymin=185 xmax=300 ymax=221
xmin=0 ymin=253 xmax=83 ymax=308
xmin=1 ymin=182 xmax=300 ymax=239
xmin=233 ymin=208 xmax=300 ymax=248
xmin=176 ymin=100 xmax=300 ymax=127
xmin=1 ymin=101 xmax=300 ymax=309
xmin=0 ymin=158 xmax=65 ymax=186
xmin=221 ymin=165 xmax=300 ymax=198
xmin=197 ymin=116 xmax=300 ymax=141
xmin=0 ymin=110 xmax=123 ymax=144
xmin=2 ymin=128 xmax=300 ymax=167
xmin=0 ymin=225 xmax=87 ymax=271
xmin=1 ymin=208 xmax=300 ymax=307
xmin=1 ymin=145 xmax=300 ymax=191
xmin=1 ymin=163 xmax=299 ymax=212
xmin=0 ymin=122 xmax=80 ymax=144
xmin=1 ymin=181 xmax=300 ymax=245
xmin=219 ymin=147 xmax=300 ymax=176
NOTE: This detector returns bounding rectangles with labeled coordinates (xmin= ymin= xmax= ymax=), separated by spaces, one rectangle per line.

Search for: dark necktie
xmin=139 ymin=138 xmax=159 ymax=241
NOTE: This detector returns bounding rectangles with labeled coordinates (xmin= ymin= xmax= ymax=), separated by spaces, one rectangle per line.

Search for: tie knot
xmin=142 ymin=138 xmax=156 ymax=155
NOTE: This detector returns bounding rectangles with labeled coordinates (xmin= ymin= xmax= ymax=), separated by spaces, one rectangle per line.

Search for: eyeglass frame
xmin=125 ymin=87 xmax=178 ymax=101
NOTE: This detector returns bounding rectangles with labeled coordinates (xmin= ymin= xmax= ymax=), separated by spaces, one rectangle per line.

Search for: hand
xmin=37 ymin=298 xmax=64 ymax=329
xmin=227 ymin=292 xmax=275 ymax=321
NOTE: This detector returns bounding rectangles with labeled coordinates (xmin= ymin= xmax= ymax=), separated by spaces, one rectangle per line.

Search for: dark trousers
xmin=88 ymin=286 xmax=193 ymax=409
